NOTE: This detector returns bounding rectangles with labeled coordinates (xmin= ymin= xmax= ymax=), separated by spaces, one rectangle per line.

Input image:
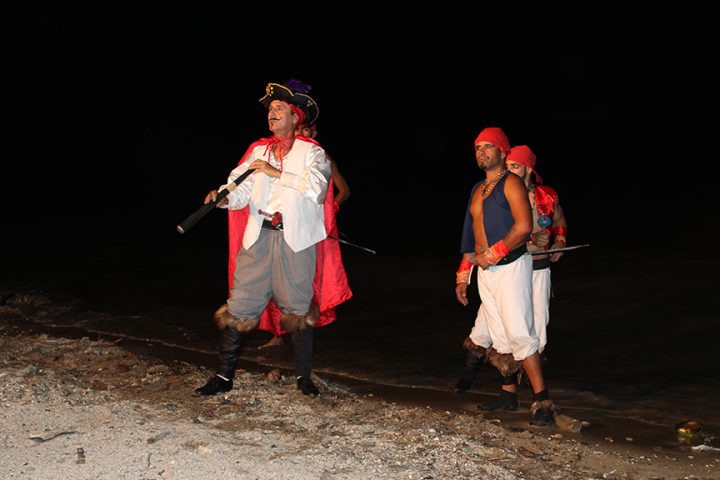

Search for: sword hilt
xmin=258 ymin=209 xmax=283 ymax=226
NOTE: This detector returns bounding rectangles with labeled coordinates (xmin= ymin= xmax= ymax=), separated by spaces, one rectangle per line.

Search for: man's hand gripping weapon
xmin=176 ymin=169 xmax=255 ymax=234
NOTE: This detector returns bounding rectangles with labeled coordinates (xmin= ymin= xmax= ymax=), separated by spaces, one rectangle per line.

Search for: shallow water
xmin=3 ymin=233 xmax=719 ymax=455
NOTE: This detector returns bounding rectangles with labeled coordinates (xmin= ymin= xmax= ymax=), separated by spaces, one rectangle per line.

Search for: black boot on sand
xmin=194 ymin=327 xmax=243 ymax=396
xmin=530 ymin=391 xmax=557 ymax=427
xmin=296 ymin=376 xmax=319 ymax=397
xmin=477 ymin=390 xmax=519 ymax=411
xmin=195 ymin=374 xmax=233 ymax=396
xmin=455 ymin=354 xmax=483 ymax=393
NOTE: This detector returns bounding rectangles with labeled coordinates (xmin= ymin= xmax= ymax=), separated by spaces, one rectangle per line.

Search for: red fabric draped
xmin=226 ymin=137 xmax=352 ymax=336
xmin=533 ymin=185 xmax=556 ymax=217
xmin=533 ymin=184 xmax=558 ymax=236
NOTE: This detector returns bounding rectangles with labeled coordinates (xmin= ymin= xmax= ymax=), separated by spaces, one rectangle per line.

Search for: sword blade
xmin=528 ymin=244 xmax=590 ymax=255
xmin=328 ymin=236 xmax=377 ymax=254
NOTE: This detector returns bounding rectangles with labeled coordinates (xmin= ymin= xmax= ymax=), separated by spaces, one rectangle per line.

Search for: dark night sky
xmin=4 ymin=3 xmax=716 ymax=255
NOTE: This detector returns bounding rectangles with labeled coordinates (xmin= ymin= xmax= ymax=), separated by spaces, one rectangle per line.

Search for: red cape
xmin=226 ymin=136 xmax=352 ymax=335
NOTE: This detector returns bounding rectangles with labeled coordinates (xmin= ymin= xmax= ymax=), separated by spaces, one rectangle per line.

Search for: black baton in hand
xmin=176 ymin=168 xmax=255 ymax=234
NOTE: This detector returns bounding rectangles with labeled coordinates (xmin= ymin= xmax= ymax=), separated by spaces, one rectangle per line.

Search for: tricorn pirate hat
xmin=259 ymin=79 xmax=319 ymax=125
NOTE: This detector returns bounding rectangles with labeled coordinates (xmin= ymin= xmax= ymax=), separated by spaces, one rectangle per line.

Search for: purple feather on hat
xmin=285 ymin=78 xmax=312 ymax=94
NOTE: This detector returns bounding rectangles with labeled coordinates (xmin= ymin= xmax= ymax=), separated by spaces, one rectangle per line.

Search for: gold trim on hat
xmin=258 ymin=83 xmax=319 ymax=124
xmin=258 ymin=83 xmax=294 ymax=105
xmin=292 ymin=93 xmax=319 ymax=125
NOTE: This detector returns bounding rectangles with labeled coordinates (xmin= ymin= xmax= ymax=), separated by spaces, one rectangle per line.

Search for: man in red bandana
xmin=506 ymin=145 xmax=568 ymax=355
xmin=455 ymin=127 xmax=557 ymax=426
xmin=194 ymin=81 xmax=352 ymax=397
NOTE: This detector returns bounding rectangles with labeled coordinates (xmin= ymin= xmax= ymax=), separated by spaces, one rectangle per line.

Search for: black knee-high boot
xmin=455 ymin=337 xmax=486 ymax=393
xmin=292 ymin=327 xmax=319 ymax=396
xmin=195 ymin=327 xmax=243 ymax=396
xmin=218 ymin=326 xmax=244 ymax=379
xmin=455 ymin=354 xmax=484 ymax=393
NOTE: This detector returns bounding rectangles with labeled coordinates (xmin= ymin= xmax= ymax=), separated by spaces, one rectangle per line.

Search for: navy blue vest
xmin=459 ymin=174 xmax=518 ymax=252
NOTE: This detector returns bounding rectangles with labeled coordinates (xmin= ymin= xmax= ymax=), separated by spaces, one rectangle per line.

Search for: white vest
xmin=225 ymin=139 xmax=330 ymax=252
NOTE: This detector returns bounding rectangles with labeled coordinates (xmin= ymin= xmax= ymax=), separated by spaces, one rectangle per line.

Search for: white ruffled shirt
xmin=220 ymin=138 xmax=330 ymax=252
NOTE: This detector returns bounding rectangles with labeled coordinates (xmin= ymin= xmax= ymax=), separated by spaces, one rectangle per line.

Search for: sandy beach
xmin=2 ymin=295 xmax=718 ymax=480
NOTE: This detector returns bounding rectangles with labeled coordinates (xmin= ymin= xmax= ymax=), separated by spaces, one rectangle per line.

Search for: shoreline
xmin=4 ymin=296 xmax=712 ymax=457
xmin=1 ymin=329 xmax=715 ymax=480
xmin=2 ymin=295 xmax=719 ymax=479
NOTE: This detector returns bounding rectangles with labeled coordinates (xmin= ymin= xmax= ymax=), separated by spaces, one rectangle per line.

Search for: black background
xmin=4 ymin=3 xmax=716 ymax=255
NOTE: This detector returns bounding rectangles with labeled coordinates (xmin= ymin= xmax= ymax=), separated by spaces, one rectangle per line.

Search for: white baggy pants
xmin=468 ymin=255 xmax=539 ymax=361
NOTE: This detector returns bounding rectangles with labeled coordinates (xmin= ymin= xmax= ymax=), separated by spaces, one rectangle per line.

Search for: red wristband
xmin=457 ymin=259 xmax=473 ymax=273
xmin=456 ymin=259 xmax=473 ymax=283
xmin=483 ymin=240 xmax=510 ymax=265
xmin=552 ymin=226 xmax=567 ymax=237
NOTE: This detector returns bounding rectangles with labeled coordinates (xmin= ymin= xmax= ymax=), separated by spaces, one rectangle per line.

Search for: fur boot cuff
xmin=280 ymin=303 xmax=320 ymax=332
xmin=530 ymin=399 xmax=559 ymax=416
xmin=486 ymin=348 xmax=522 ymax=377
xmin=462 ymin=337 xmax=487 ymax=359
xmin=213 ymin=304 xmax=259 ymax=332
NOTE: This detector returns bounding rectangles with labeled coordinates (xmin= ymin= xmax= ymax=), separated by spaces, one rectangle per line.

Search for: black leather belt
xmin=495 ymin=244 xmax=527 ymax=266
xmin=532 ymin=256 xmax=552 ymax=270
xmin=262 ymin=219 xmax=283 ymax=230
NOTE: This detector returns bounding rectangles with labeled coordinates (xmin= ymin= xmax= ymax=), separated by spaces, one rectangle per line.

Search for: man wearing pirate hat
xmin=454 ymin=127 xmax=557 ymax=426
xmin=256 ymin=80 xmax=352 ymax=351
xmin=195 ymin=80 xmax=352 ymax=397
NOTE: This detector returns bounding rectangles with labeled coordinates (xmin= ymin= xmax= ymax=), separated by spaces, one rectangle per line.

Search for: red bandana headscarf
xmin=507 ymin=145 xmax=543 ymax=184
xmin=474 ymin=127 xmax=511 ymax=155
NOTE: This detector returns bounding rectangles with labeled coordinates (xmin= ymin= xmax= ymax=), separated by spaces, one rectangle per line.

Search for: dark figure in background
xmin=195 ymin=81 xmax=351 ymax=397
xmin=455 ymin=127 xmax=557 ymax=426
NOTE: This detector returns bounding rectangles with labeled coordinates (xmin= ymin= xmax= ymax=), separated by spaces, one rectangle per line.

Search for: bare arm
xmin=455 ymin=252 xmax=475 ymax=306
xmin=502 ymin=174 xmax=533 ymax=250
xmin=329 ymin=157 xmax=350 ymax=208
xmin=549 ymin=196 xmax=567 ymax=262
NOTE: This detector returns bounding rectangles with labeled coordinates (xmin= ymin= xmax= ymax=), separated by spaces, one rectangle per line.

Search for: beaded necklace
xmin=480 ymin=169 xmax=508 ymax=198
